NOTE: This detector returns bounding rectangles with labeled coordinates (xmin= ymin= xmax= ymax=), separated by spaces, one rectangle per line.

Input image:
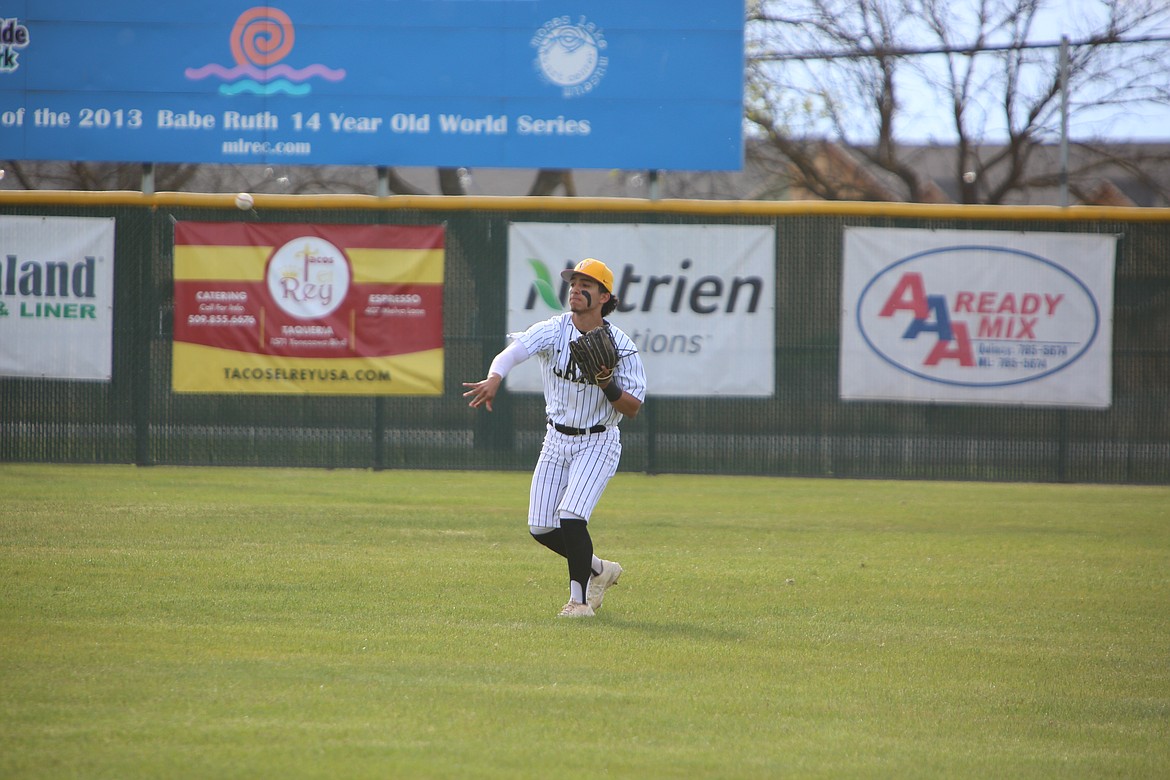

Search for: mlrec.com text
xmin=221 ymin=139 xmax=312 ymax=157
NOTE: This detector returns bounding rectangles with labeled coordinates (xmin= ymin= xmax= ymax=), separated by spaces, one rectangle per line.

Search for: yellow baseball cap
xmin=560 ymin=258 xmax=615 ymax=292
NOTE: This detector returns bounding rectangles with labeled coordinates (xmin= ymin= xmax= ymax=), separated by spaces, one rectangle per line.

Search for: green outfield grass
xmin=1 ymin=464 xmax=1167 ymax=779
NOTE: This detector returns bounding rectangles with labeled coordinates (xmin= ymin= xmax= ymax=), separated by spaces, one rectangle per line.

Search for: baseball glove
xmin=570 ymin=325 xmax=619 ymax=384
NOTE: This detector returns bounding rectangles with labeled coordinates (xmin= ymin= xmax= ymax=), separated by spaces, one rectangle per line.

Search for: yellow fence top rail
xmin=3 ymin=189 xmax=1170 ymax=222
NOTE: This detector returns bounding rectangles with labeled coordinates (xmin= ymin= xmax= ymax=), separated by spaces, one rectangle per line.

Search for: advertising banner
xmin=0 ymin=215 xmax=115 ymax=381
xmin=507 ymin=223 xmax=775 ymax=397
xmin=2 ymin=1 xmax=744 ymax=170
xmin=173 ymin=222 xmax=444 ymax=395
xmin=840 ymin=227 xmax=1116 ymax=408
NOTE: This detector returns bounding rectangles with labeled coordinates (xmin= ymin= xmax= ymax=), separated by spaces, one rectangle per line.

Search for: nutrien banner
xmin=172 ymin=222 xmax=444 ymax=395
xmin=507 ymin=223 xmax=776 ymax=397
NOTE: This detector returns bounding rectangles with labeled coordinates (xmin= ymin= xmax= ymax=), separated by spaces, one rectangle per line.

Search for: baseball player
xmin=462 ymin=258 xmax=647 ymax=618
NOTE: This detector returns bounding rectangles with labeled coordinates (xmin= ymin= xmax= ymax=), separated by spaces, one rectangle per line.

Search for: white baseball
xmin=235 ymin=192 xmax=254 ymax=210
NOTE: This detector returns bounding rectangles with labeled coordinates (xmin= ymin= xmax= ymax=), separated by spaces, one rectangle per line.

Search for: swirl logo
xmin=231 ymin=7 xmax=295 ymax=68
xmin=532 ymin=16 xmax=607 ymax=98
xmin=184 ymin=6 xmax=346 ymax=96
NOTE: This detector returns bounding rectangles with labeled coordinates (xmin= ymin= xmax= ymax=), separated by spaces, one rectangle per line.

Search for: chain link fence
xmin=2 ymin=194 xmax=1167 ymax=483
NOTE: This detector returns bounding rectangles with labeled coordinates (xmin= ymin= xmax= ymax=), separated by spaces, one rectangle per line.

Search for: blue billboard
xmin=0 ymin=1 xmax=744 ymax=170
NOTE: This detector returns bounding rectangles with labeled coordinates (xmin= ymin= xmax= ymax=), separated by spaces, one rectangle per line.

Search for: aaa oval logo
xmin=855 ymin=245 xmax=1100 ymax=387
xmin=265 ymin=236 xmax=351 ymax=320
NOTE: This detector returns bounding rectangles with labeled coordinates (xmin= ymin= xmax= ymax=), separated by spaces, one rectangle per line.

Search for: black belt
xmin=549 ymin=419 xmax=606 ymax=436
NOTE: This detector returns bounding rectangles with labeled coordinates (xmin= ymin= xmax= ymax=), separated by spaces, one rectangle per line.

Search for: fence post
xmin=1057 ymin=410 xmax=1070 ymax=482
xmin=373 ymin=397 xmax=386 ymax=470
xmin=134 ymin=204 xmax=157 ymax=466
xmin=141 ymin=163 xmax=155 ymax=195
xmin=645 ymin=402 xmax=657 ymax=474
xmin=375 ymin=166 xmax=389 ymax=198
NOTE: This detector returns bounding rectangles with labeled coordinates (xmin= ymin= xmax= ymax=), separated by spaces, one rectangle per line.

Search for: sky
xmin=759 ymin=0 xmax=1170 ymax=145
xmin=894 ymin=0 xmax=1170 ymax=143
xmin=1027 ymin=0 xmax=1170 ymax=141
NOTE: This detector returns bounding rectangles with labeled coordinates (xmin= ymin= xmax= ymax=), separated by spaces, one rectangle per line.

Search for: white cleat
xmin=558 ymin=600 xmax=596 ymax=618
xmin=586 ymin=560 xmax=623 ymax=611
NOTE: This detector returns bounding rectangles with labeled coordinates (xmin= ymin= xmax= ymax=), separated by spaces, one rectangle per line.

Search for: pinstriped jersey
xmin=512 ymin=313 xmax=647 ymax=430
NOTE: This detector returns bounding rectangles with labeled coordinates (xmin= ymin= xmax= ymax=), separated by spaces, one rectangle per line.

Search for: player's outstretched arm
xmin=462 ymin=373 xmax=502 ymax=412
xmin=462 ymin=340 xmax=530 ymax=412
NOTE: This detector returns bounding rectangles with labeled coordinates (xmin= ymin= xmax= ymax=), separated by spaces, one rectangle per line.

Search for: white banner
xmin=840 ymin=227 xmax=1115 ymax=408
xmin=0 ymin=216 xmax=116 ymax=381
xmin=507 ymin=223 xmax=776 ymax=396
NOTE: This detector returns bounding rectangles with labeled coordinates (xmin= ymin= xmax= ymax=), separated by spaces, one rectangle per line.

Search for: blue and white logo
xmin=532 ymin=16 xmax=607 ymax=97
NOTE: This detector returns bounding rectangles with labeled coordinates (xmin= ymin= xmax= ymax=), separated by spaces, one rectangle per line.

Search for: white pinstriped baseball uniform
xmin=511 ymin=312 xmax=647 ymax=528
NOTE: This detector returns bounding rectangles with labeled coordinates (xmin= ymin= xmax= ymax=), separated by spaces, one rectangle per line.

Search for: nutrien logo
xmin=855 ymin=245 xmax=1100 ymax=387
xmin=265 ymin=238 xmax=351 ymax=319
xmin=526 ymin=259 xmax=564 ymax=311
xmin=532 ymin=16 xmax=608 ymax=97
xmin=184 ymin=7 xmax=346 ymax=96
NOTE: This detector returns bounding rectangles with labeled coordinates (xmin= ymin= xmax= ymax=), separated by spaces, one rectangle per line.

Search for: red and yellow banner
xmin=173 ymin=222 xmax=444 ymax=394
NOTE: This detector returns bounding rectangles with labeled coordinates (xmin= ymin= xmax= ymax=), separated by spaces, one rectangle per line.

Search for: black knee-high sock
xmin=559 ymin=518 xmax=594 ymax=603
xmin=530 ymin=528 xmax=568 ymax=557
xmin=533 ymin=528 xmax=604 ymax=578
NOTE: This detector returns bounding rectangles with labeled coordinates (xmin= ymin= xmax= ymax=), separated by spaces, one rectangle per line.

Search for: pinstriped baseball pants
xmin=528 ymin=428 xmax=622 ymax=528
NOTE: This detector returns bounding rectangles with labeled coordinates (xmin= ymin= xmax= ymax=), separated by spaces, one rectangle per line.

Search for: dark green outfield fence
xmin=2 ymin=192 xmax=1168 ymax=483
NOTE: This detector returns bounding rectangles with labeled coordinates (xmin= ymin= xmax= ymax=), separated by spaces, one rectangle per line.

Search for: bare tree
xmin=527 ymin=169 xmax=577 ymax=197
xmin=3 ymin=154 xmax=577 ymax=198
xmin=746 ymin=0 xmax=1170 ymax=204
xmin=436 ymin=168 xmax=466 ymax=196
xmin=3 ymin=160 xmax=201 ymax=192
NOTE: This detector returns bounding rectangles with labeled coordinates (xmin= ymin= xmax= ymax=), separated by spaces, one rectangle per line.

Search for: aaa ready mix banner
xmin=840 ymin=227 xmax=1116 ymax=408
xmin=173 ymin=222 xmax=444 ymax=395
xmin=0 ymin=216 xmax=115 ymax=381
xmin=507 ymin=223 xmax=775 ymax=397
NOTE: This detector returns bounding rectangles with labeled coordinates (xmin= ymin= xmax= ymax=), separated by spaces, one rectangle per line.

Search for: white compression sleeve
xmin=488 ymin=339 xmax=530 ymax=379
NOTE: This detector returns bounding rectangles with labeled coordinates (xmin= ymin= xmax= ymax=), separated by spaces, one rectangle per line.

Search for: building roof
xmin=4 ymin=138 xmax=1169 ymax=206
